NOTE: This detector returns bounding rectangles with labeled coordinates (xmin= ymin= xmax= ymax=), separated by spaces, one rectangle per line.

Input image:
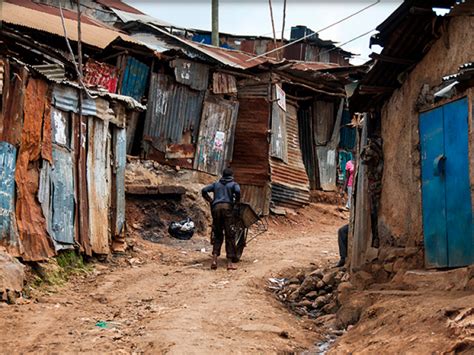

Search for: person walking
xmin=343 ymin=159 xmax=355 ymax=210
xmin=202 ymin=168 xmax=241 ymax=270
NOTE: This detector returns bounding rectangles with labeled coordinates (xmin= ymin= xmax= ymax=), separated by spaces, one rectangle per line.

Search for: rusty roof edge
xmin=8 ymin=56 xmax=145 ymax=110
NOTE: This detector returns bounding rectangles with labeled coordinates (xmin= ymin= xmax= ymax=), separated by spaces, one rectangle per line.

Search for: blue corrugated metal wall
xmin=0 ymin=142 xmax=17 ymax=244
xmin=339 ymin=110 xmax=356 ymax=150
xmin=120 ymin=57 xmax=150 ymax=101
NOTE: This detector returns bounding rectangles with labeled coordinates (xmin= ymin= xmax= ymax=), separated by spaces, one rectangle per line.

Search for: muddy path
xmin=0 ymin=204 xmax=346 ymax=354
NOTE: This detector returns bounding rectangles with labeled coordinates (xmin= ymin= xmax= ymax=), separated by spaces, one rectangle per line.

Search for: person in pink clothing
xmin=343 ymin=159 xmax=355 ymax=209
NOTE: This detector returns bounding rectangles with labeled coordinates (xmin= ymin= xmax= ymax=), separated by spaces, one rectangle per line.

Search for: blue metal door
xmin=420 ymin=98 xmax=473 ymax=267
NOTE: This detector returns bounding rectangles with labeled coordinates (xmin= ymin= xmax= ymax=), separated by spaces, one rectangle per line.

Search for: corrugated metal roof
xmin=3 ymin=2 xmax=142 ymax=49
xmin=96 ymin=0 xmax=144 ymax=15
xmin=110 ymin=8 xmax=174 ymax=27
xmin=143 ymin=23 xmax=276 ymax=70
xmin=32 ymin=64 xmax=66 ymax=82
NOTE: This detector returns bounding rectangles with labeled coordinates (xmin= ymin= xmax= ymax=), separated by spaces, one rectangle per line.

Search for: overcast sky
xmin=125 ymin=1 xmax=403 ymax=64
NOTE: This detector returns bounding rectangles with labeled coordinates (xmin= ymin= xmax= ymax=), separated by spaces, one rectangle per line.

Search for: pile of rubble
xmin=269 ymin=267 xmax=349 ymax=319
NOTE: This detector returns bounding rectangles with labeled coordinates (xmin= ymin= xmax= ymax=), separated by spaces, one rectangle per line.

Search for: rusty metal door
xmin=194 ymin=95 xmax=239 ymax=176
xmin=50 ymin=147 xmax=75 ymax=247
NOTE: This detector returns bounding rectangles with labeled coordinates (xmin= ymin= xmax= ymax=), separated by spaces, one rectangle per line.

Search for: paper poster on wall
xmin=213 ymin=131 xmax=225 ymax=152
xmin=275 ymin=84 xmax=286 ymax=111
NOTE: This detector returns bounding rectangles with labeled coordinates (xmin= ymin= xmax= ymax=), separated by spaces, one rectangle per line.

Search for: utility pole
xmin=268 ymin=0 xmax=278 ymax=59
xmin=211 ymin=0 xmax=219 ymax=47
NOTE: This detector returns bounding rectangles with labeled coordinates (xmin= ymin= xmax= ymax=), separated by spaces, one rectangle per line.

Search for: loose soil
xmin=0 ymin=203 xmax=346 ymax=354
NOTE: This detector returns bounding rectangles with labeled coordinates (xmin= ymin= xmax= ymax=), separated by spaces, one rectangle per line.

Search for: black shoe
xmin=336 ymin=258 xmax=346 ymax=267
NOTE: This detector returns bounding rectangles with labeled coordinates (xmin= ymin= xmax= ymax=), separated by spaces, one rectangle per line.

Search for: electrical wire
xmin=317 ymin=28 xmax=376 ymax=58
xmin=246 ymin=0 xmax=380 ymax=62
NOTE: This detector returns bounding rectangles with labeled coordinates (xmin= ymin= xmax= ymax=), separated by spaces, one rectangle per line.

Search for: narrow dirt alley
xmin=0 ymin=204 xmax=346 ymax=354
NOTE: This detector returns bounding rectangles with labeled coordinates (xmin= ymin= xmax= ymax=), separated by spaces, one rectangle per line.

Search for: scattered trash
xmin=200 ymin=248 xmax=206 ymax=253
xmin=95 ymin=321 xmax=121 ymax=329
xmin=268 ymin=278 xmax=287 ymax=290
xmin=168 ymin=218 xmax=195 ymax=240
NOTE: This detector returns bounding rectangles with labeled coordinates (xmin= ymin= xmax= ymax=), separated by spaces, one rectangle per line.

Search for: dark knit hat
xmin=222 ymin=168 xmax=234 ymax=177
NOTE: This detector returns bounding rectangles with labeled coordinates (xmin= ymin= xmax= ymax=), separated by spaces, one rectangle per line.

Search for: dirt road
xmin=0 ymin=204 xmax=346 ymax=354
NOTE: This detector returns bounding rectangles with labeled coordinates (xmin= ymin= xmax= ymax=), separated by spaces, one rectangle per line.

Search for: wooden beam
xmin=370 ymin=53 xmax=416 ymax=66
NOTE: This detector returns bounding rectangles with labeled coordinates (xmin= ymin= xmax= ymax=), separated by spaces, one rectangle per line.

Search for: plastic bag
xmin=168 ymin=217 xmax=195 ymax=240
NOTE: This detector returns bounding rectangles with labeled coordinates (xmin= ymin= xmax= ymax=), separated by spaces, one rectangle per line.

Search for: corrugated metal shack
xmin=232 ymin=66 xmax=350 ymax=214
xmin=116 ymin=20 xmax=359 ymax=214
xmin=0 ymin=59 xmax=144 ymax=260
xmin=0 ymin=0 xmax=148 ymax=260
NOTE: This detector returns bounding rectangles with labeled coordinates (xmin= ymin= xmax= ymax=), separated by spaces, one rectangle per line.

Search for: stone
xmin=286 ymin=284 xmax=300 ymax=293
xmin=299 ymin=276 xmax=318 ymax=294
xmin=351 ymin=270 xmax=375 ymax=289
xmin=313 ymin=296 xmax=328 ymax=309
xmin=322 ymin=301 xmax=338 ymax=314
xmin=305 ymin=291 xmax=319 ymax=300
xmin=316 ymin=280 xmax=325 ymax=289
xmin=0 ymin=251 xmax=25 ymax=295
xmin=309 ymin=269 xmax=324 ymax=279
xmin=318 ymin=289 xmax=328 ymax=296
xmin=296 ymin=300 xmax=313 ymax=308
xmin=337 ymin=282 xmax=355 ymax=305
xmin=288 ymin=278 xmax=300 ymax=285
xmin=322 ymin=270 xmax=338 ymax=286
xmin=383 ymin=263 xmax=394 ymax=273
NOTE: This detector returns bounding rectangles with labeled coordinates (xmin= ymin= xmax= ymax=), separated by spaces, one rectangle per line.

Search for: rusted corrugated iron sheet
xmin=170 ymin=59 xmax=209 ymax=91
xmin=0 ymin=142 xmax=18 ymax=249
xmin=120 ymin=56 xmax=149 ymax=101
xmin=83 ymin=59 xmax=118 ymax=93
xmin=270 ymin=103 xmax=310 ymax=208
xmin=166 ymin=144 xmax=195 ymax=159
xmin=144 ymin=73 xmax=205 ymax=154
xmin=237 ymin=84 xmax=269 ymax=99
xmin=316 ymin=99 xmax=343 ymax=191
xmin=316 ymin=146 xmax=337 ymax=191
xmin=194 ymin=94 xmax=239 ymax=176
xmin=271 ymin=183 xmax=310 ymax=209
xmin=87 ymin=116 xmax=111 ymax=255
xmin=314 ymin=100 xmax=335 ymax=145
xmin=270 ymin=91 xmax=288 ymax=162
xmin=232 ymin=98 xmax=270 ymax=186
xmin=212 ymin=72 xmax=237 ymax=95
xmin=15 ymin=78 xmax=55 ymax=261
xmin=298 ymin=106 xmax=319 ymax=190
xmin=112 ymin=127 xmax=126 ymax=237
xmin=74 ymin=113 xmax=91 ymax=256
xmin=240 ymin=184 xmax=270 ymax=216
xmin=1 ymin=66 xmax=27 ymax=147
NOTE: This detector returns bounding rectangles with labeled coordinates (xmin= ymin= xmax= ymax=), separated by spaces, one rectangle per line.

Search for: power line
xmin=318 ymin=28 xmax=376 ymax=58
xmin=246 ymin=0 xmax=380 ymax=62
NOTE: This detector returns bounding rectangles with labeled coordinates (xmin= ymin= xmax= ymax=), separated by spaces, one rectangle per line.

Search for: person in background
xmin=202 ymin=168 xmax=241 ymax=271
xmin=343 ymin=159 xmax=355 ymax=210
xmin=336 ymin=224 xmax=349 ymax=267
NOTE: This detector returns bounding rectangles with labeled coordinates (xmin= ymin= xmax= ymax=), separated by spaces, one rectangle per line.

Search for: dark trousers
xmin=211 ymin=203 xmax=236 ymax=260
xmin=338 ymin=224 xmax=349 ymax=260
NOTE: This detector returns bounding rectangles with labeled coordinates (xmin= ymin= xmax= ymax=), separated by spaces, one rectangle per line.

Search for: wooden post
xmin=211 ymin=0 xmax=219 ymax=47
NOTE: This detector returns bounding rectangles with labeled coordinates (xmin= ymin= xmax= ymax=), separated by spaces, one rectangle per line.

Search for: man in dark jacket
xmin=202 ymin=168 xmax=241 ymax=270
